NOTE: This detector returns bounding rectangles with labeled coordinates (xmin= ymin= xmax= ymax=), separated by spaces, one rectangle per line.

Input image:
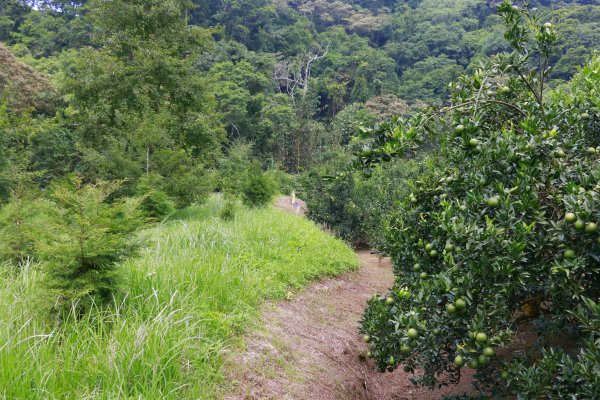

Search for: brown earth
xmin=223 ymin=250 xmax=475 ymax=400
xmin=0 ymin=43 xmax=55 ymax=113
xmin=273 ymin=195 xmax=307 ymax=216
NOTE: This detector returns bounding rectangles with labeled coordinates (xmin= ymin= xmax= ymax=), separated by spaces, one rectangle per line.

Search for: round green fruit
xmin=581 ymin=113 xmax=590 ymax=120
xmin=386 ymin=297 xmax=395 ymax=305
xmin=543 ymin=22 xmax=552 ymax=28
xmin=367 ymin=351 xmax=373 ymax=358
xmin=575 ymin=220 xmax=585 ymax=230
xmin=476 ymin=332 xmax=488 ymax=344
xmin=483 ymin=347 xmax=495 ymax=357
xmin=454 ymin=355 xmax=465 ymax=367
xmin=425 ymin=243 xmax=434 ymax=251
xmin=363 ymin=334 xmax=371 ymax=343
xmin=433 ymin=329 xmax=441 ymax=335
xmin=587 ymin=147 xmax=597 ymax=155
xmin=479 ymin=354 xmax=491 ymax=366
xmin=401 ymin=345 xmax=410 ymax=354
xmin=446 ymin=304 xmax=457 ymax=314
xmin=445 ymin=243 xmax=454 ymax=252
xmin=555 ymin=150 xmax=566 ymax=158
xmin=565 ymin=212 xmax=577 ymax=223
xmin=407 ymin=328 xmax=419 ymax=339
xmin=360 ymin=149 xmax=373 ymax=157
xmin=410 ymin=196 xmax=417 ymax=203
xmin=420 ymin=272 xmax=429 ymax=279
xmin=455 ymin=124 xmax=465 ymax=133
xmin=487 ymin=197 xmax=500 ymax=207
xmin=429 ymin=250 xmax=438 ymax=257
xmin=468 ymin=359 xmax=479 ymax=369
xmin=501 ymin=371 xmax=509 ymax=380
xmin=469 ymin=138 xmax=480 ymax=146
xmin=413 ymin=263 xmax=421 ymax=272
xmin=564 ymin=249 xmax=575 ymax=259
xmin=585 ymin=222 xmax=598 ymax=233
xmin=454 ymin=298 xmax=467 ymax=310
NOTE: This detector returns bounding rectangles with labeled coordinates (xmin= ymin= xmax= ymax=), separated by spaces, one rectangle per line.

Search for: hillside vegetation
xmin=1 ymin=0 xmax=599 ymax=398
xmin=0 ymin=43 xmax=54 ymax=113
xmin=0 ymin=196 xmax=357 ymax=399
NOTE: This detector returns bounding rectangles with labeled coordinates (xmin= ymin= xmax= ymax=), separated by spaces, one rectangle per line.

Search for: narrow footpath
xmin=224 ymin=249 xmax=474 ymax=400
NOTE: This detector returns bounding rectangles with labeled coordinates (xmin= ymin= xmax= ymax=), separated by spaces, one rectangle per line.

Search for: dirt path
xmin=224 ymin=250 xmax=474 ymax=400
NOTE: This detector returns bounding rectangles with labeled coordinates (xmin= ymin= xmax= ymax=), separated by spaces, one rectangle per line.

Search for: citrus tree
xmin=358 ymin=2 xmax=600 ymax=397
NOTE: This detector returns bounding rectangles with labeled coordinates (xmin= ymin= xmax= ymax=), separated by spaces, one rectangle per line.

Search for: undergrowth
xmin=0 ymin=195 xmax=357 ymax=399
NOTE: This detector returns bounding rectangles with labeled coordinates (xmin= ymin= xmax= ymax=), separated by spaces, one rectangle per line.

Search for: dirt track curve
xmin=224 ymin=248 xmax=474 ymax=400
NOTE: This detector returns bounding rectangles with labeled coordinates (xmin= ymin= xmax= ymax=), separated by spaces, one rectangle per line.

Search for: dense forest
xmin=1 ymin=0 xmax=599 ymax=181
xmin=1 ymin=0 xmax=599 ymax=398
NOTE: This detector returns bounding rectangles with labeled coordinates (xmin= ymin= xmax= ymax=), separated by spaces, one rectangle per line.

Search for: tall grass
xmin=0 ymin=196 xmax=358 ymax=399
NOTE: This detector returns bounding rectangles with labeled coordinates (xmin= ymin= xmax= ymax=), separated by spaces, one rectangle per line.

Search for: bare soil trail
xmin=224 ymin=248 xmax=474 ymax=400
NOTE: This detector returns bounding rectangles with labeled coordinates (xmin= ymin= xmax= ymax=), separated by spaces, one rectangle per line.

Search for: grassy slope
xmin=0 ymin=197 xmax=358 ymax=399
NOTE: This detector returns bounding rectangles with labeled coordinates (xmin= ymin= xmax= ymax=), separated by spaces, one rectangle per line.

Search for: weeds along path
xmin=224 ymin=249 xmax=474 ymax=400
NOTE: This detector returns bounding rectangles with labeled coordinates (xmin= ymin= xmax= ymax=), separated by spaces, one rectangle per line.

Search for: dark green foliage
xmin=301 ymin=156 xmax=365 ymax=244
xmin=65 ymin=0 xmax=224 ymax=196
xmin=0 ymin=195 xmax=42 ymax=265
xmin=265 ymin=168 xmax=297 ymax=196
xmin=38 ymin=176 xmax=143 ymax=315
xmin=242 ymin=172 xmax=275 ymax=208
xmin=218 ymin=141 xmax=257 ymax=196
xmin=219 ymin=198 xmax=238 ymax=221
xmin=357 ymin=4 xmax=600 ymax=396
xmin=136 ymin=174 xmax=175 ymax=220
xmin=502 ymin=298 xmax=600 ymax=398
xmin=139 ymin=190 xmax=174 ymax=220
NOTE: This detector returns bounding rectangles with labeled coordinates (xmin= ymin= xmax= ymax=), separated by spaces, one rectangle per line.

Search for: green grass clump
xmin=0 ymin=195 xmax=357 ymax=399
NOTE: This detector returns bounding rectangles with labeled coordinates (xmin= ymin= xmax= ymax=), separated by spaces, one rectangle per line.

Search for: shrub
xmin=265 ymin=167 xmax=297 ymax=195
xmin=300 ymin=150 xmax=434 ymax=246
xmin=217 ymin=141 xmax=256 ymax=196
xmin=38 ymin=175 xmax=143 ymax=315
xmin=0 ymin=196 xmax=43 ymax=265
xmin=301 ymin=161 xmax=365 ymax=244
xmin=359 ymin=3 xmax=600 ymax=397
xmin=219 ymin=198 xmax=239 ymax=221
xmin=242 ymin=172 xmax=275 ymax=208
xmin=135 ymin=174 xmax=175 ymax=219
xmin=163 ymin=165 xmax=216 ymax=208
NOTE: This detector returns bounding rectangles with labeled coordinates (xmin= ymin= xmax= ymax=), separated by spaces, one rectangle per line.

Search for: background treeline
xmin=0 ymin=0 xmax=598 ymax=310
xmin=1 ymin=0 xmax=599 ymax=180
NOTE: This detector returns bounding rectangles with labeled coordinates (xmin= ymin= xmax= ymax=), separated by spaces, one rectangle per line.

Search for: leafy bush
xmin=301 ymin=157 xmax=365 ymax=243
xmin=359 ymin=3 xmax=600 ymax=397
xmin=265 ymin=167 xmax=297 ymax=196
xmin=136 ymin=174 xmax=175 ymax=219
xmin=242 ymin=172 xmax=275 ymax=208
xmin=162 ymin=165 xmax=216 ymax=208
xmin=301 ymin=149 xmax=435 ymax=246
xmin=219 ymin=198 xmax=239 ymax=221
xmin=0 ymin=196 xmax=43 ymax=265
xmin=38 ymin=176 xmax=143 ymax=315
